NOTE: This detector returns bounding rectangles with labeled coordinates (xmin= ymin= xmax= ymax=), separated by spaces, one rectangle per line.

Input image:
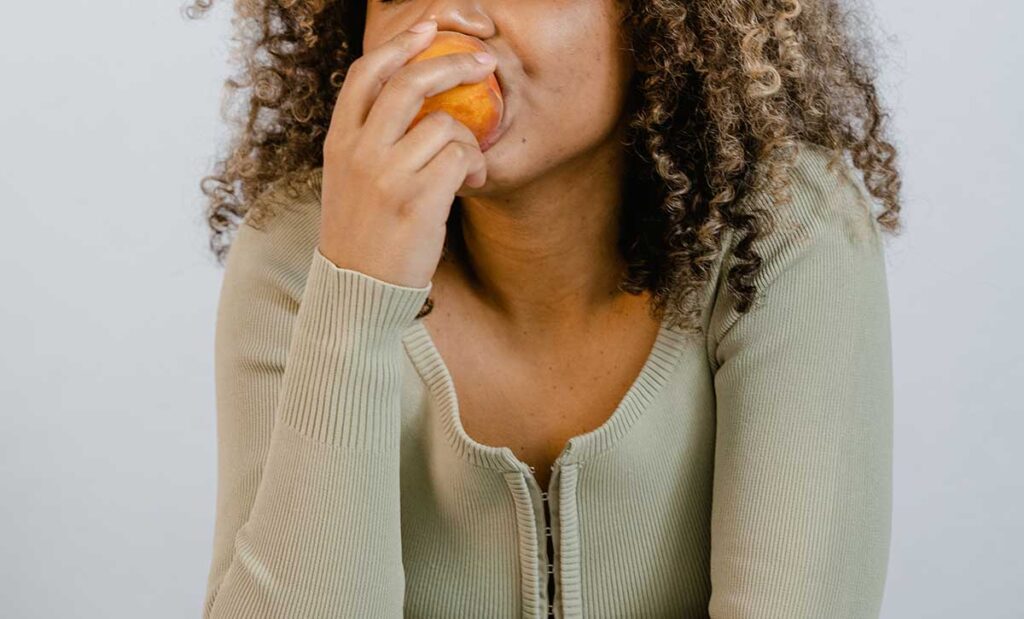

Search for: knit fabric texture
xmin=202 ymin=142 xmax=893 ymax=618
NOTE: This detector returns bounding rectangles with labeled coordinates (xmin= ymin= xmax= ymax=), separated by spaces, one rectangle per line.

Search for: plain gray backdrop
xmin=1 ymin=1 xmax=1020 ymax=617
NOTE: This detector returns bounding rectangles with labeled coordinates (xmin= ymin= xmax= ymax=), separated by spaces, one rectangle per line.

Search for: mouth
xmin=493 ymin=63 xmax=505 ymax=96
xmin=480 ymin=69 xmax=510 ymax=152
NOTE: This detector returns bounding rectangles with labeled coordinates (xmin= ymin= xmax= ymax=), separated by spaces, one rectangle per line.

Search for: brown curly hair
xmin=186 ymin=0 xmax=903 ymax=333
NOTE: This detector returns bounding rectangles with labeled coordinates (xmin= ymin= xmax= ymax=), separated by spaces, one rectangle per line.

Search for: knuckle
xmin=459 ymin=144 xmax=479 ymax=167
xmin=469 ymin=149 xmax=485 ymax=169
xmin=323 ymin=133 xmax=345 ymax=160
xmin=446 ymin=142 xmax=468 ymax=162
xmin=388 ymin=68 xmax=415 ymax=92
xmin=396 ymin=199 xmax=418 ymax=219
xmin=344 ymin=139 xmax=369 ymax=169
xmin=430 ymin=110 xmax=457 ymax=131
xmin=349 ymin=59 xmax=390 ymax=94
xmin=400 ymin=32 xmax=423 ymax=54
xmin=369 ymin=171 xmax=393 ymax=197
xmin=345 ymin=58 xmax=365 ymax=81
xmin=461 ymin=124 xmax=479 ymax=143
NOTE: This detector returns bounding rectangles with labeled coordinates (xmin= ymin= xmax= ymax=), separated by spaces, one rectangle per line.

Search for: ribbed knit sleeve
xmin=706 ymin=146 xmax=893 ymax=618
xmin=203 ymin=189 xmax=431 ymax=618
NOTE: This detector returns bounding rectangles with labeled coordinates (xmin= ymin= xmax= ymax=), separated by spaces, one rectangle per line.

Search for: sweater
xmin=201 ymin=142 xmax=893 ymax=619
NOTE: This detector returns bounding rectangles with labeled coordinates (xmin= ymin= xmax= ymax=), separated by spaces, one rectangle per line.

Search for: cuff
xmin=275 ymin=246 xmax=433 ymax=449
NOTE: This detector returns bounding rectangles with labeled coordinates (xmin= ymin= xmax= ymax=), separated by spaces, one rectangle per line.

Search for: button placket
xmin=517 ymin=453 xmax=572 ymax=618
xmin=540 ymin=487 xmax=555 ymax=617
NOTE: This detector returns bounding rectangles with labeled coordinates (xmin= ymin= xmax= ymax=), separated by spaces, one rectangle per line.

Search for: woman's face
xmin=363 ymin=0 xmax=635 ymax=194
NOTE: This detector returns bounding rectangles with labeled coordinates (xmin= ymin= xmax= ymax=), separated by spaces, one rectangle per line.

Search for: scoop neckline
xmin=401 ymin=310 xmax=692 ymax=472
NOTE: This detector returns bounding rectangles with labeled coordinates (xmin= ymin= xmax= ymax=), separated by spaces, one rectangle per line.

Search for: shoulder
xmin=706 ymin=141 xmax=889 ymax=348
xmin=717 ymin=140 xmax=885 ymax=287
xmin=217 ymin=167 xmax=323 ymax=332
xmin=755 ymin=141 xmax=881 ymax=253
xmin=221 ymin=168 xmax=324 ymax=304
xmin=706 ymin=140 xmax=886 ymax=281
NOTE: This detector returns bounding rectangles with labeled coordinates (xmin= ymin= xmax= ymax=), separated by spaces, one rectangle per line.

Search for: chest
xmin=422 ymin=313 xmax=662 ymax=492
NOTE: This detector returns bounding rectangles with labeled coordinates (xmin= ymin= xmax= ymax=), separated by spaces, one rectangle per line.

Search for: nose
xmin=411 ymin=1 xmax=504 ymax=92
xmin=413 ymin=0 xmax=496 ymax=44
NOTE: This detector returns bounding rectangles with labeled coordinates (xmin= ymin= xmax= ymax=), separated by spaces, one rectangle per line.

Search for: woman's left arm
xmin=707 ymin=146 xmax=894 ymax=618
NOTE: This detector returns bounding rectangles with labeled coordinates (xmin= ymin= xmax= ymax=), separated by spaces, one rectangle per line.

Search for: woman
xmin=191 ymin=0 xmax=902 ymax=617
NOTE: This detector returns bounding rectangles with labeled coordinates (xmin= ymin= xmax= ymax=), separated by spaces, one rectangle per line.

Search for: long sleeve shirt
xmin=202 ymin=141 xmax=894 ymax=618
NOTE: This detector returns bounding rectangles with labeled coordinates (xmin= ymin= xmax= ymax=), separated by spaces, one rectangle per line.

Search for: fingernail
xmin=472 ymin=51 xmax=495 ymax=64
xmin=410 ymin=20 xmax=437 ymax=33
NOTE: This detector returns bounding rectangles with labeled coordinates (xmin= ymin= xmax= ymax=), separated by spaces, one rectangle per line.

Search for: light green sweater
xmin=202 ymin=142 xmax=893 ymax=618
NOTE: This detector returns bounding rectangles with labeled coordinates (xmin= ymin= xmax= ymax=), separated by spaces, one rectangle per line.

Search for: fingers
xmin=419 ymin=139 xmax=488 ymax=198
xmin=393 ymin=109 xmax=483 ymax=174
xmin=363 ymin=50 xmax=497 ymax=150
xmin=326 ymin=21 xmax=439 ymax=140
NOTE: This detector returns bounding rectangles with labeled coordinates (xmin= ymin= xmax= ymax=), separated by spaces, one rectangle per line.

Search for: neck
xmin=446 ymin=139 xmax=632 ymax=333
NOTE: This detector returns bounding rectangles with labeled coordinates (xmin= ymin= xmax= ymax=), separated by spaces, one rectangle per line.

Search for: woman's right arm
xmin=202 ymin=195 xmax=432 ymax=618
xmin=203 ymin=18 xmax=499 ymax=618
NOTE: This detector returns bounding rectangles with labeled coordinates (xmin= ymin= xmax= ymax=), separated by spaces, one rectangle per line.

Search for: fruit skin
xmin=408 ymin=31 xmax=504 ymax=148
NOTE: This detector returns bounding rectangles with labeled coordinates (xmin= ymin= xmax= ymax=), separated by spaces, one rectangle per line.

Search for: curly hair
xmin=186 ymin=0 xmax=903 ymax=333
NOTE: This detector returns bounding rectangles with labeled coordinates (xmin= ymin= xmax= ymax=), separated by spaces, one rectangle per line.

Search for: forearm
xmin=206 ymin=247 xmax=431 ymax=618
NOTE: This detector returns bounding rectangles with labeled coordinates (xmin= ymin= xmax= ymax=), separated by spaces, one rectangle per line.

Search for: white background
xmin=1 ymin=1 xmax=1020 ymax=617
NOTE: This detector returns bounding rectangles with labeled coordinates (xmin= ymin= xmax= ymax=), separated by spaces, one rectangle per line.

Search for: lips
xmin=479 ymin=110 xmax=507 ymax=152
xmin=480 ymin=69 xmax=509 ymax=152
xmin=492 ymin=62 xmax=505 ymax=96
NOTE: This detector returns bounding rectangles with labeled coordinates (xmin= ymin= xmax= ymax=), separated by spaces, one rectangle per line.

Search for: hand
xmin=318 ymin=21 xmax=497 ymax=289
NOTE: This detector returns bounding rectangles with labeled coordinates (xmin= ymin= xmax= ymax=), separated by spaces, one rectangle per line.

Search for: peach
xmin=407 ymin=31 xmax=504 ymax=149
